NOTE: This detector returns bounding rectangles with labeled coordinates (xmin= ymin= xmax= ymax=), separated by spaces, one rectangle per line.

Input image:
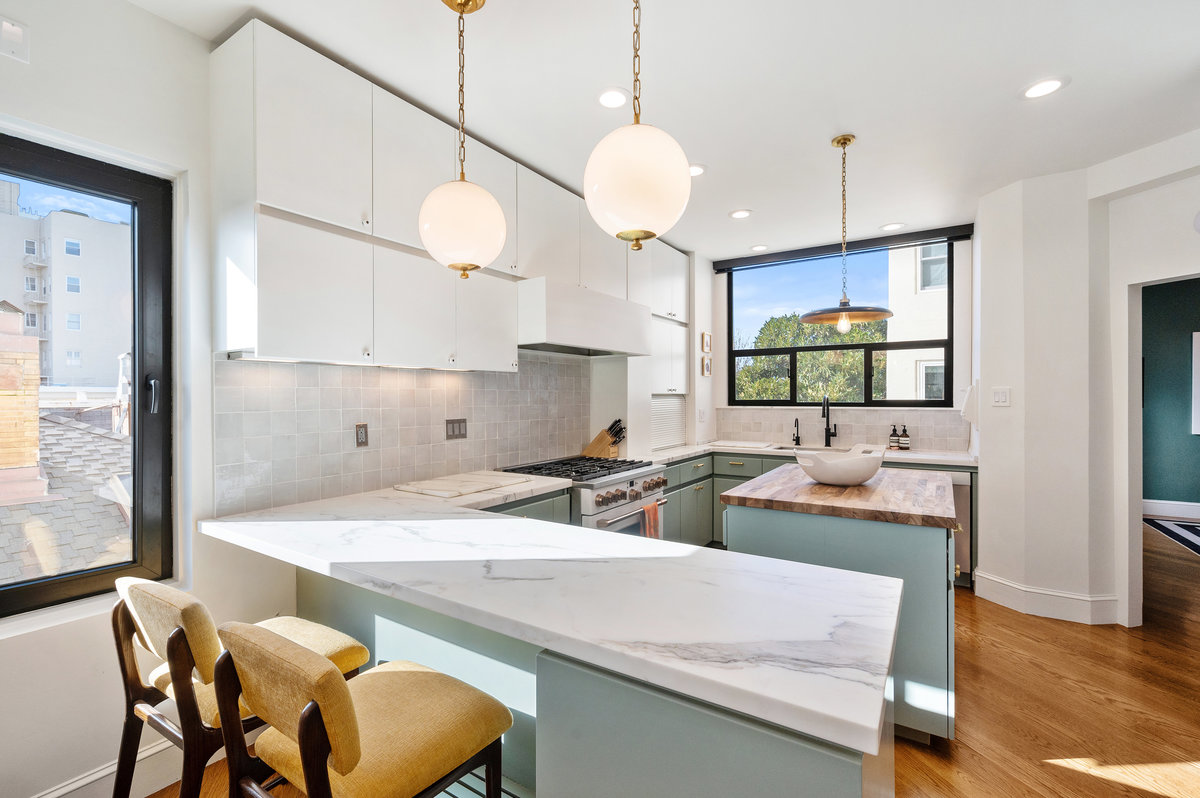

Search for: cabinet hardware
xmin=955 ymin=564 xmax=961 ymax=578
xmin=728 ymin=461 xmax=744 ymax=466
xmin=362 ymin=349 xmax=371 ymax=359
xmin=693 ymin=463 xmax=703 ymax=469
xmin=694 ymin=485 xmax=704 ymax=491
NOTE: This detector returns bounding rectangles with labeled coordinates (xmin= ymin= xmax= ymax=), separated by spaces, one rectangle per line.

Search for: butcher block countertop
xmin=720 ymin=464 xmax=957 ymax=528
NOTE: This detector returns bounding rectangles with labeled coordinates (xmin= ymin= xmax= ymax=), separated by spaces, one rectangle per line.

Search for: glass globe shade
xmin=418 ymin=179 xmax=506 ymax=276
xmin=584 ymin=123 xmax=691 ymax=246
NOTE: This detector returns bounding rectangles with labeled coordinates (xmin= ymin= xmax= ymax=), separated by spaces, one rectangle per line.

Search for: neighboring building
xmin=885 ymin=243 xmax=949 ymax=401
xmin=0 ymin=178 xmax=131 ymax=386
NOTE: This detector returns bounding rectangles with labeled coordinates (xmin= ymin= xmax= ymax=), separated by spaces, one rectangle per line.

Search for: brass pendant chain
xmin=457 ymin=6 xmax=467 ymax=180
xmin=632 ymin=0 xmax=641 ymax=124
xmin=840 ymin=140 xmax=848 ymax=299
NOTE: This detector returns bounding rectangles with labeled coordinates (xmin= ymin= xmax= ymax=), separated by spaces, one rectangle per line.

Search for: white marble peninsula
xmin=200 ymin=491 xmax=903 ymax=798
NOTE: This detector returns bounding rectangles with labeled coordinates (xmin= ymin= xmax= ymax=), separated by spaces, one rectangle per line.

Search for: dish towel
xmin=641 ymin=501 xmax=660 ymax=539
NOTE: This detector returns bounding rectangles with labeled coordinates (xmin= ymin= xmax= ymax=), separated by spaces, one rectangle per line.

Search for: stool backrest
xmin=120 ymin=578 xmax=223 ymax=684
xmin=218 ymin=621 xmax=362 ymax=775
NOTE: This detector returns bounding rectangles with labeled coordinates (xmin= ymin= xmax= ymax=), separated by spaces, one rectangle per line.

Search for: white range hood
xmin=517 ymin=278 xmax=652 ymax=357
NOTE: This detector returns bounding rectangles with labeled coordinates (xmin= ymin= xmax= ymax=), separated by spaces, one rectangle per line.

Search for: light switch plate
xmin=1 ymin=17 xmax=30 ymax=64
xmin=355 ymin=423 xmax=368 ymax=447
xmin=991 ymin=387 xmax=1012 ymax=407
xmin=446 ymin=418 xmax=467 ymax=440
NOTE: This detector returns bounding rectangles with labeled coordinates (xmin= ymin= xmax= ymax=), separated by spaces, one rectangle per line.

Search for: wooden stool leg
xmin=484 ymin=739 xmax=503 ymax=798
xmin=111 ymin=712 xmax=143 ymax=798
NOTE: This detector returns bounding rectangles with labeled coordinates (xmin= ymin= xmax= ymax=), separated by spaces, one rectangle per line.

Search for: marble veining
xmin=200 ymin=496 xmax=902 ymax=754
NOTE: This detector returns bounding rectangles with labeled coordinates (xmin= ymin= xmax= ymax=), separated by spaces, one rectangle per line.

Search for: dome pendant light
xmin=584 ymin=0 xmax=691 ymax=251
xmin=419 ymin=0 xmax=506 ymax=279
xmin=800 ymin=135 xmax=893 ymax=331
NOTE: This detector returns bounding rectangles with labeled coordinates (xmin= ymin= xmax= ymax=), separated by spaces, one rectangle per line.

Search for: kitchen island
xmin=200 ymin=492 xmax=903 ymax=797
xmin=721 ymin=465 xmax=957 ymax=742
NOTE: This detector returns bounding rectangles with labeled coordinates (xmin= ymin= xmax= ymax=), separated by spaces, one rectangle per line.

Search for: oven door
xmin=581 ymin=492 xmax=665 ymax=535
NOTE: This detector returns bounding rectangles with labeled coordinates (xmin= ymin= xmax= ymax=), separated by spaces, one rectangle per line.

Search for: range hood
xmin=517 ymin=278 xmax=652 ymax=357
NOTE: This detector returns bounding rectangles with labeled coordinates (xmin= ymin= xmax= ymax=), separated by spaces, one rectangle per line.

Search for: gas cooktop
xmin=501 ymin=456 xmax=654 ymax=481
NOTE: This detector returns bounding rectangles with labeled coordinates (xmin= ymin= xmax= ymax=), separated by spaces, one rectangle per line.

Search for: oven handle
xmin=596 ymin=498 xmax=669 ymax=529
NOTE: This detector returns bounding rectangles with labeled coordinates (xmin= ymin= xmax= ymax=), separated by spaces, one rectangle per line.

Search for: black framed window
xmin=722 ymin=230 xmax=964 ymax=408
xmin=0 ymin=132 xmax=172 ymax=617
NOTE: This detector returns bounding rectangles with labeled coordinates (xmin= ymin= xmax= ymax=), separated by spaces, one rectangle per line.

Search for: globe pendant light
xmin=419 ymin=0 xmax=506 ymax=278
xmin=584 ymin=0 xmax=691 ymax=251
xmin=800 ymin=134 xmax=893 ymax=331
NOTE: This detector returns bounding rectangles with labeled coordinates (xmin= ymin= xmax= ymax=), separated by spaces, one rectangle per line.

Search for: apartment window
xmin=24 ymin=238 xmax=36 ymax=255
xmin=66 ymin=275 xmax=81 ymax=293
xmin=24 ymin=311 xmax=36 ymax=328
xmin=24 ymin=276 xmax=36 ymax=292
xmin=1 ymin=132 xmax=173 ymax=618
xmin=723 ymin=231 xmax=962 ymax=407
xmin=918 ymin=243 xmax=948 ymax=291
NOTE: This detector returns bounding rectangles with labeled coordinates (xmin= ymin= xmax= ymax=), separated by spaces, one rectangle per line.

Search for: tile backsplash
xmin=213 ymin=351 xmax=590 ymax=516
xmin=715 ymin=406 xmax=971 ymax=452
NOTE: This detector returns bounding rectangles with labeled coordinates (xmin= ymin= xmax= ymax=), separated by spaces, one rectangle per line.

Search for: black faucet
xmin=821 ymin=395 xmax=838 ymax=447
xmin=792 ymin=418 xmax=802 ymax=446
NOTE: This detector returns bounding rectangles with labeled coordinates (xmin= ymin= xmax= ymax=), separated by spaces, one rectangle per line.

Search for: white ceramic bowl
xmin=793 ymin=444 xmax=884 ymax=486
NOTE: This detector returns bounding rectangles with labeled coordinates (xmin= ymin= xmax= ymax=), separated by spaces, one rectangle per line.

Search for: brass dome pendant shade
xmin=799 ymin=134 xmax=893 ymax=333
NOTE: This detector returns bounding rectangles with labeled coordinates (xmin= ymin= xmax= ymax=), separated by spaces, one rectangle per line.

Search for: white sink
xmin=793 ymin=444 xmax=884 ymax=486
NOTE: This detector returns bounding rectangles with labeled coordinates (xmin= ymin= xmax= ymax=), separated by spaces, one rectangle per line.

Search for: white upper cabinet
xmin=373 ymin=247 xmax=456 ymax=368
xmin=516 ymin=165 xmax=580 ymax=281
xmin=579 ymin=203 xmax=629 ymax=300
xmin=256 ymin=213 xmax=374 ymax=364
xmin=465 ymin=136 xmax=518 ymax=275
xmin=253 ymin=22 xmax=373 ymax=233
xmin=649 ymin=240 xmax=690 ymax=323
xmin=650 ymin=317 xmax=689 ymax=395
xmin=456 ymin=271 xmax=518 ymax=371
xmin=372 ymin=86 xmax=456 ymax=250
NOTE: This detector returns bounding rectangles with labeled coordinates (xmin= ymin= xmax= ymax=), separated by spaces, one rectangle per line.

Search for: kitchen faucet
xmin=821 ymin=395 xmax=838 ymax=447
xmin=792 ymin=418 xmax=802 ymax=446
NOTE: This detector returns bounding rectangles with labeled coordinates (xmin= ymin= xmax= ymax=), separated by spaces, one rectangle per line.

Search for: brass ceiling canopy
xmin=799 ymin=133 xmax=893 ymax=332
xmin=441 ymin=0 xmax=486 ymax=12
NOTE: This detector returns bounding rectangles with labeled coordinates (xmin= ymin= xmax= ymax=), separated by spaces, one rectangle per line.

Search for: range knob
xmin=595 ymin=495 xmax=606 ymax=507
xmin=605 ymin=491 xmax=618 ymax=504
xmin=643 ymin=480 xmax=652 ymax=490
xmin=655 ymin=477 xmax=667 ymax=489
xmin=616 ymin=489 xmax=627 ymax=500
xmin=629 ymin=488 xmax=641 ymax=500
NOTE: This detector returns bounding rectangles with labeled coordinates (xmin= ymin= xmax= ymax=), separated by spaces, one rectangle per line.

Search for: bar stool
xmin=214 ymin=621 xmax=512 ymax=798
xmin=111 ymin=578 xmax=370 ymax=798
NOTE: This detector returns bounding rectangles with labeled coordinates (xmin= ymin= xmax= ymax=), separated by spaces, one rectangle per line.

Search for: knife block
xmin=582 ymin=430 xmax=619 ymax=458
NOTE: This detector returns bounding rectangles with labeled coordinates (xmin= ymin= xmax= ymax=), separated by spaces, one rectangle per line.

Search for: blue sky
xmin=732 ymin=249 xmax=889 ymax=344
xmin=1 ymin=172 xmax=132 ymax=224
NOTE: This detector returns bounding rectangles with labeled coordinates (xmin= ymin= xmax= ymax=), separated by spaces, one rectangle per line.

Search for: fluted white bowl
xmin=793 ymin=444 xmax=884 ymax=486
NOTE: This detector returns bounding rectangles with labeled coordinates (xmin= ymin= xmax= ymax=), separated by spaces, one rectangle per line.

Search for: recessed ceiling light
xmin=598 ymin=88 xmax=629 ymax=108
xmin=689 ymin=163 xmax=706 ymax=177
xmin=750 ymin=244 xmax=767 ymax=252
xmin=729 ymin=209 xmax=752 ymax=220
xmin=880 ymin=222 xmax=905 ymax=232
xmin=1023 ymin=78 xmax=1066 ymax=99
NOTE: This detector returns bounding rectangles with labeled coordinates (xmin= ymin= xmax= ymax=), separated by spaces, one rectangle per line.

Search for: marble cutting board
xmin=394 ymin=470 xmax=533 ymax=498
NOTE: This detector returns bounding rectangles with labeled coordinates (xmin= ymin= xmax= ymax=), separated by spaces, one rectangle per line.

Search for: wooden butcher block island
xmin=722 ymin=463 xmax=959 ymax=742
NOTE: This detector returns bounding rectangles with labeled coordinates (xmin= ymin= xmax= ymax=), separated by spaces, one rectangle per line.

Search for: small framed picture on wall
xmin=701 ymin=356 xmax=712 ymax=377
xmin=700 ymin=332 xmax=712 ymax=353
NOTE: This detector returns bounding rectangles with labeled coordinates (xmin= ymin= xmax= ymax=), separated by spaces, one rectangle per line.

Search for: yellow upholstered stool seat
xmin=254 ymin=661 xmax=513 ymax=797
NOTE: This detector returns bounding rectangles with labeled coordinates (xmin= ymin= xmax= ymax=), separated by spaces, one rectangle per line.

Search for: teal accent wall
xmin=1143 ymin=278 xmax=1200 ymax=502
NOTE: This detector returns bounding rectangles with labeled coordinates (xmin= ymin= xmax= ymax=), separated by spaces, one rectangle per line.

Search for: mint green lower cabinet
xmin=494 ymin=492 xmax=570 ymax=524
xmin=537 ymin=651 xmax=892 ymax=798
xmin=680 ymin=478 xmax=713 ymax=546
xmin=712 ymin=476 xmax=746 ymax=545
xmin=725 ymin=505 xmax=954 ymax=740
xmin=661 ymin=489 xmax=682 ymax=542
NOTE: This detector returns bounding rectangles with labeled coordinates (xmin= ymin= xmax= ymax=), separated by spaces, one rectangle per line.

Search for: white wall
xmin=691 ymin=254 xmax=715 ymax=443
xmin=0 ymin=2 xmax=295 ymax=796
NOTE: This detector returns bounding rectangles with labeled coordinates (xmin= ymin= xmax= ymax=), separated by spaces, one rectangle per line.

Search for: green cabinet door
xmin=680 ymin=478 xmax=714 ymax=546
xmin=712 ymin=476 xmax=746 ymax=545
xmin=660 ymin=490 xmax=682 ymax=542
xmin=496 ymin=493 xmax=570 ymax=523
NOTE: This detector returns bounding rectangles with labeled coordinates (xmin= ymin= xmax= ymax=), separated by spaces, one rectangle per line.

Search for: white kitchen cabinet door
xmin=650 ymin=240 xmax=690 ymax=322
xmin=372 ymin=86 xmax=457 ymax=250
xmin=372 ymin=247 xmax=456 ymax=369
xmin=516 ymin=165 xmax=580 ymax=282
xmin=650 ymin=317 xmax=689 ymax=395
xmin=466 ymin=136 xmax=518 ymax=276
xmin=579 ymin=202 xmax=628 ymax=299
xmin=253 ymin=22 xmax=374 ymax=234
xmin=626 ymin=245 xmax=653 ymax=308
xmin=456 ymin=271 xmax=518 ymax=372
xmin=256 ymin=214 xmax=374 ymax=364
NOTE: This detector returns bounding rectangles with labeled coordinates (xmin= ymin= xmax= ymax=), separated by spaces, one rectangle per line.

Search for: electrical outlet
xmin=355 ymin=423 xmax=368 ymax=447
xmin=446 ymin=418 xmax=467 ymax=440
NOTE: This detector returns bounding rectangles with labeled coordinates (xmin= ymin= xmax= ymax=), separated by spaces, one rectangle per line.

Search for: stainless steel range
xmin=501 ymin=456 xmax=668 ymax=534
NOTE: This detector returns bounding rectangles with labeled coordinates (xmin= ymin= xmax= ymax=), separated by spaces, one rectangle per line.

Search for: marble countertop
xmin=654 ymin=442 xmax=978 ymax=469
xmin=199 ymin=496 xmax=902 ymax=754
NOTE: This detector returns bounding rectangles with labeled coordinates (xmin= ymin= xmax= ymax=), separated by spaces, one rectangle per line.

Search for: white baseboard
xmin=30 ymin=739 xmax=178 ymax=798
xmin=974 ymin=570 xmax=1118 ymax=625
xmin=1143 ymin=499 xmax=1200 ymax=521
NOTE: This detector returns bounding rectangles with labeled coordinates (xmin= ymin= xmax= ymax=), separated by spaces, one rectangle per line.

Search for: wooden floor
xmin=896 ymin=523 xmax=1200 ymax=797
xmin=153 ymin=524 xmax=1200 ymax=798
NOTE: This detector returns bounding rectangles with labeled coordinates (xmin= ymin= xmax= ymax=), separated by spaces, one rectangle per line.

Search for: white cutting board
xmin=394 ymin=470 xmax=533 ymax=498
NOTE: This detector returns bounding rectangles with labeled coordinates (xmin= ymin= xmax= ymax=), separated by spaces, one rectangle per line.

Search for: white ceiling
xmin=128 ymin=0 xmax=1200 ymax=262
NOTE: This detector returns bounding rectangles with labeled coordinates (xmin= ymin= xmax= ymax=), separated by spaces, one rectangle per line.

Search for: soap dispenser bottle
xmin=889 ymin=425 xmax=900 ymax=449
xmin=899 ymin=425 xmax=910 ymax=450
